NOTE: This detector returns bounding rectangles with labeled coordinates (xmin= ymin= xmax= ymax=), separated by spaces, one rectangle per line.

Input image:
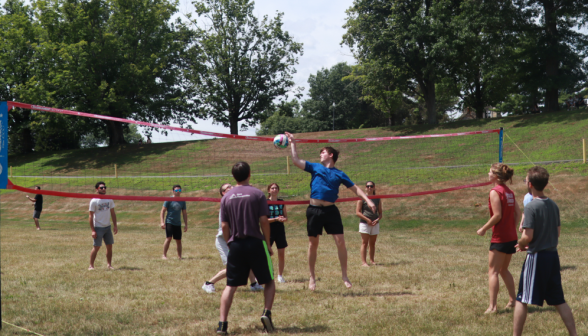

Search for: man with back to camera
xmin=25 ymin=186 xmax=43 ymax=230
xmin=513 ymin=166 xmax=577 ymax=336
xmin=284 ymin=132 xmax=376 ymax=290
xmin=216 ymin=162 xmax=275 ymax=335
xmin=89 ymin=182 xmax=118 ymax=270
xmin=160 ymin=184 xmax=188 ymax=260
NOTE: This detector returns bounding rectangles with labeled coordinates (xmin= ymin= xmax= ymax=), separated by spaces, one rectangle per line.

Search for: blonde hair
xmin=490 ymin=163 xmax=514 ymax=184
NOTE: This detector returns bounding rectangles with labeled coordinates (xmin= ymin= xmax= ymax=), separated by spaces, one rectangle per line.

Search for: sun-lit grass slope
xmin=7 ymin=108 xmax=588 ymax=199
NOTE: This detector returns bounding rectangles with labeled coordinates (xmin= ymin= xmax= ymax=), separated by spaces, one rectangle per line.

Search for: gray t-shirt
xmin=522 ymin=197 xmax=560 ymax=253
xmin=163 ymin=200 xmax=186 ymax=226
xmin=220 ymin=185 xmax=269 ymax=244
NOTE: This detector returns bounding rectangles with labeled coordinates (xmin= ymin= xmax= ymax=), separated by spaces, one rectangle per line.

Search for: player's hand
xmin=184 ymin=226 xmax=188 ymax=232
xmin=280 ymin=216 xmax=288 ymax=223
xmin=113 ymin=226 xmax=118 ymax=234
xmin=366 ymin=219 xmax=372 ymax=225
xmin=368 ymin=201 xmax=376 ymax=213
xmin=518 ymin=224 xmax=523 ymax=233
xmin=91 ymin=231 xmax=97 ymax=239
xmin=515 ymin=244 xmax=527 ymax=252
xmin=268 ymin=246 xmax=274 ymax=256
xmin=26 ymin=195 xmax=30 ymax=199
xmin=284 ymin=132 xmax=295 ymax=143
xmin=476 ymin=228 xmax=486 ymax=236
xmin=372 ymin=219 xmax=379 ymax=226
xmin=160 ymin=223 xmax=166 ymax=229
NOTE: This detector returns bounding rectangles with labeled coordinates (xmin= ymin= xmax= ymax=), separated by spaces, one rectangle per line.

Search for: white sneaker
xmin=277 ymin=275 xmax=286 ymax=283
xmin=250 ymin=283 xmax=264 ymax=291
xmin=202 ymin=282 xmax=215 ymax=293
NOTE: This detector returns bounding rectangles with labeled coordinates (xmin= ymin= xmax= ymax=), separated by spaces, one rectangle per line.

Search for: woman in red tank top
xmin=476 ymin=163 xmax=522 ymax=314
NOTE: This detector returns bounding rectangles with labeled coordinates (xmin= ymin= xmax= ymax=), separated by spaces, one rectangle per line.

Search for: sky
xmin=146 ymin=0 xmax=357 ymax=142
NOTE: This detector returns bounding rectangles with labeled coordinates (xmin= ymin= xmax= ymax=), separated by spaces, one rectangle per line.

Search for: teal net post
xmin=0 ymin=101 xmax=7 ymax=330
xmin=498 ymin=127 xmax=504 ymax=163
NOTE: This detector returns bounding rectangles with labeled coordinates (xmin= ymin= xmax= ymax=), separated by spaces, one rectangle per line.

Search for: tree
xmin=343 ymin=0 xmax=456 ymax=125
xmin=33 ymin=0 xmax=195 ymax=147
xmin=188 ymin=0 xmax=303 ymax=134
xmin=257 ymin=100 xmax=327 ymax=135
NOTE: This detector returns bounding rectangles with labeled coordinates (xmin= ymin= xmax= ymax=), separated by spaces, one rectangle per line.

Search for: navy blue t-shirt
xmin=304 ymin=162 xmax=354 ymax=203
xmin=163 ymin=200 xmax=186 ymax=226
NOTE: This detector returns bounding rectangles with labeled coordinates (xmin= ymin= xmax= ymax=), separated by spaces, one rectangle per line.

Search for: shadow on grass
xmin=117 ymin=266 xmax=143 ymax=271
xmin=289 ymin=277 xmax=320 ymax=284
xmin=339 ymin=291 xmax=414 ymax=297
xmin=374 ymin=261 xmax=412 ymax=267
xmin=279 ymin=325 xmax=330 ymax=334
xmin=528 ymin=306 xmax=556 ymax=313
xmin=561 ymin=265 xmax=576 ymax=271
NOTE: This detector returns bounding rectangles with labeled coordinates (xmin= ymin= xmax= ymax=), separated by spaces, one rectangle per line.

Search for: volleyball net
xmin=2 ymin=101 xmax=502 ymax=203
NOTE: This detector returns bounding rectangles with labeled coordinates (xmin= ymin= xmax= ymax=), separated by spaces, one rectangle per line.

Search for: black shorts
xmin=490 ymin=240 xmax=517 ymax=254
xmin=270 ymin=222 xmax=288 ymax=249
xmin=516 ymin=250 xmax=565 ymax=306
xmin=306 ymin=205 xmax=343 ymax=237
xmin=166 ymin=224 xmax=182 ymax=240
xmin=33 ymin=210 xmax=42 ymax=219
xmin=226 ymin=237 xmax=274 ymax=287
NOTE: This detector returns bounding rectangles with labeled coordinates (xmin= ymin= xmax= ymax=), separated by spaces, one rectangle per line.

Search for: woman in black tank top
xmin=355 ymin=181 xmax=382 ymax=266
xmin=267 ymin=183 xmax=288 ymax=283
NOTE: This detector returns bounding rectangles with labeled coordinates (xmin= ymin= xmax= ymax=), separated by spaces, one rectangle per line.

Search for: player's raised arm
xmin=284 ymin=132 xmax=305 ymax=169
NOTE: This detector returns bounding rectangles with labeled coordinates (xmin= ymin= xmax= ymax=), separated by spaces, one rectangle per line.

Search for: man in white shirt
xmin=88 ymin=181 xmax=118 ymax=270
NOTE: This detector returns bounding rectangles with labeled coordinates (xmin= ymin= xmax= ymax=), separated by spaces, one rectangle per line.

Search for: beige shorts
xmin=359 ymin=222 xmax=380 ymax=236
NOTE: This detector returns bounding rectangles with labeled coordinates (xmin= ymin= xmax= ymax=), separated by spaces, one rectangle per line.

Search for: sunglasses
xmin=99 ymin=186 xmax=107 ymax=190
xmin=366 ymin=185 xmax=375 ymax=188
xmin=174 ymin=189 xmax=181 ymax=192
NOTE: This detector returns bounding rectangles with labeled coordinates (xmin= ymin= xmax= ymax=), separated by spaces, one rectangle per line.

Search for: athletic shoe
xmin=250 ymin=283 xmax=264 ymax=291
xmin=277 ymin=275 xmax=286 ymax=283
xmin=217 ymin=321 xmax=228 ymax=335
xmin=202 ymin=282 xmax=215 ymax=293
xmin=261 ymin=310 xmax=274 ymax=333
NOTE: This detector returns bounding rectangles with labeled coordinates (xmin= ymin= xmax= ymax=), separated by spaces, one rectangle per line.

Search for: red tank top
xmin=488 ymin=184 xmax=517 ymax=243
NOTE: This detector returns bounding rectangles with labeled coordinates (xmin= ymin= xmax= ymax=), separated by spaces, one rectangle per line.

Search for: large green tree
xmin=33 ymin=0 xmax=195 ymax=147
xmin=188 ymin=0 xmax=303 ymax=135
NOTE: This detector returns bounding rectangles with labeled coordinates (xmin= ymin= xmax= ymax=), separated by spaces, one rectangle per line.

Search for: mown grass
xmin=2 ymin=172 xmax=588 ymax=335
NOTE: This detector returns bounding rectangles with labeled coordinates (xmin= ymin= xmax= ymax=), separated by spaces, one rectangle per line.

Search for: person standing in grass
xmin=216 ymin=162 xmax=275 ymax=335
xmin=284 ymin=132 xmax=376 ymax=290
xmin=267 ymin=183 xmax=289 ymax=283
xmin=89 ymin=182 xmax=117 ymax=270
xmin=160 ymin=185 xmax=188 ymax=260
xmin=513 ymin=166 xmax=577 ymax=336
xmin=202 ymin=183 xmax=263 ymax=293
xmin=356 ymin=181 xmax=382 ymax=266
xmin=25 ymin=186 xmax=43 ymax=230
xmin=477 ymin=163 xmax=521 ymax=313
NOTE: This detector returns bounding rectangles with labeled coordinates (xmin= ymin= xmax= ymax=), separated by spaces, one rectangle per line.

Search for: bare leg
xmin=89 ymin=245 xmax=101 ymax=270
xmin=499 ymin=254 xmax=516 ymax=308
xmin=209 ymin=269 xmax=227 ymax=284
xmin=175 ymin=239 xmax=182 ymax=259
xmin=360 ymin=233 xmax=370 ymax=266
xmin=264 ymin=280 xmax=275 ymax=310
xmin=555 ymin=303 xmax=577 ymax=336
xmin=277 ymin=248 xmax=286 ymax=276
xmin=34 ymin=218 xmax=40 ymax=230
xmin=368 ymin=234 xmax=378 ymax=264
xmin=219 ymin=286 xmax=238 ymax=322
xmin=162 ymin=237 xmax=172 ymax=259
xmin=486 ymin=249 xmax=507 ymax=313
xmin=332 ymin=234 xmax=351 ymax=289
xmin=513 ymin=301 xmax=527 ymax=336
xmin=308 ymin=236 xmax=319 ymax=290
xmin=105 ymin=244 xmax=114 ymax=269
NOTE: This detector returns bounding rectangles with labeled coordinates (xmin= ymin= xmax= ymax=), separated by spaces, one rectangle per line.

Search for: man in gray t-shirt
xmin=160 ymin=185 xmax=188 ymax=260
xmin=514 ymin=167 xmax=576 ymax=336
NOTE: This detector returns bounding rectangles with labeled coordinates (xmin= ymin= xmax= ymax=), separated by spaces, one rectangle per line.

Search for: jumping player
xmin=216 ymin=162 xmax=275 ymax=334
xmin=513 ymin=166 xmax=577 ymax=336
xmin=160 ymin=185 xmax=188 ymax=260
xmin=284 ymin=132 xmax=376 ymax=290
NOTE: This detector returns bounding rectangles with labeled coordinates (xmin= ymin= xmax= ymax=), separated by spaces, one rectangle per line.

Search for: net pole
xmin=0 ymin=101 xmax=9 ymax=330
xmin=498 ymin=127 xmax=504 ymax=163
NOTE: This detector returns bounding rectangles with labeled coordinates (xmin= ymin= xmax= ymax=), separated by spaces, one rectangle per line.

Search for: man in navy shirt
xmin=285 ymin=132 xmax=375 ymax=290
xmin=160 ymin=185 xmax=188 ymax=260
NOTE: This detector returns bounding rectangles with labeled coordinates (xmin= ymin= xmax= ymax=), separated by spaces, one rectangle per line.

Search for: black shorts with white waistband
xmin=306 ymin=205 xmax=343 ymax=237
xmin=226 ymin=237 xmax=274 ymax=287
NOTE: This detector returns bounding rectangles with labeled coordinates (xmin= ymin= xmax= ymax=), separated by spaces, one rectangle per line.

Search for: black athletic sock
xmin=217 ymin=321 xmax=228 ymax=332
xmin=263 ymin=309 xmax=271 ymax=317
xmin=205 ymin=281 xmax=213 ymax=285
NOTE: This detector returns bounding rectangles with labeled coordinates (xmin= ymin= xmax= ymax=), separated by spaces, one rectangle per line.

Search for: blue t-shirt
xmin=163 ymin=200 xmax=186 ymax=226
xmin=523 ymin=193 xmax=533 ymax=207
xmin=304 ymin=162 xmax=354 ymax=203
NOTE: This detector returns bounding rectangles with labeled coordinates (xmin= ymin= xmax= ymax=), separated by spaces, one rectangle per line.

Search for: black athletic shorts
xmin=270 ymin=222 xmax=288 ymax=249
xmin=226 ymin=237 xmax=274 ymax=287
xmin=166 ymin=224 xmax=182 ymax=240
xmin=306 ymin=205 xmax=343 ymax=237
xmin=490 ymin=240 xmax=517 ymax=254
xmin=516 ymin=250 xmax=565 ymax=306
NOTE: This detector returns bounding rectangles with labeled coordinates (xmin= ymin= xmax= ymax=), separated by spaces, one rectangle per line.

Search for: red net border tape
xmin=7 ymin=101 xmax=500 ymax=143
xmin=8 ymin=179 xmax=492 ymax=204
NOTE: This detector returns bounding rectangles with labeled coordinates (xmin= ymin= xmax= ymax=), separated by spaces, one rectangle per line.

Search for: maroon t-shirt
xmin=220 ymin=185 xmax=269 ymax=244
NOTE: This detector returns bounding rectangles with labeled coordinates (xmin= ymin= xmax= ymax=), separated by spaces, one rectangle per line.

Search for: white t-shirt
xmin=89 ymin=198 xmax=115 ymax=228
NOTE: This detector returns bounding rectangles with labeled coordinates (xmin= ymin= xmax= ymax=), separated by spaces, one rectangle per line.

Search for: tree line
xmin=2 ymin=0 xmax=588 ymax=153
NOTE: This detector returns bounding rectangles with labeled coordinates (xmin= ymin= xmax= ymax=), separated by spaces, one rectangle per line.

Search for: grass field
xmin=2 ymin=109 xmax=588 ymax=335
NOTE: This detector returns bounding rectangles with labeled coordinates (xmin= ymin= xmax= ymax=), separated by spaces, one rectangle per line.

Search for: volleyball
xmin=273 ymin=134 xmax=289 ymax=149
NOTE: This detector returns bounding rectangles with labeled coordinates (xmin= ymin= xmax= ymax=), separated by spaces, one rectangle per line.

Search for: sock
xmin=250 ymin=282 xmax=258 ymax=287
xmin=263 ymin=309 xmax=271 ymax=317
xmin=205 ymin=281 xmax=213 ymax=285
